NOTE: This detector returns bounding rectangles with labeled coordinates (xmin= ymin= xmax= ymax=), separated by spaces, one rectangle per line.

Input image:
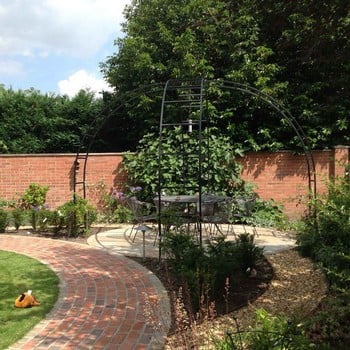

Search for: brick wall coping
xmin=0 ymin=153 xmax=125 ymax=157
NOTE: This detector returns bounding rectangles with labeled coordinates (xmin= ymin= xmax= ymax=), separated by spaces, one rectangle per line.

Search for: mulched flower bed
xmin=130 ymin=254 xmax=274 ymax=334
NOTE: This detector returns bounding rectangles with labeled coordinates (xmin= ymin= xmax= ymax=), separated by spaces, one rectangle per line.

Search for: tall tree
xmin=101 ymin=0 xmax=350 ymax=151
xmin=0 ymin=87 xmax=104 ymax=153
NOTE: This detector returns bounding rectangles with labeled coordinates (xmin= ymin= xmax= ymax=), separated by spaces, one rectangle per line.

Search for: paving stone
xmin=1 ymin=234 xmax=171 ymax=350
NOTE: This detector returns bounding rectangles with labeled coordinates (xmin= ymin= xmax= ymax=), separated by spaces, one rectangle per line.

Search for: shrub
xmin=49 ymin=210 xmax=65 ymax=235
xmin=11 ymin=208 xmax=26 ymax=230
xmin=14 ymin=183 xmax=50 ymax=231
xmin=162 ymin=230 xmax=207 ymax=307
xmin=218 ymin=309 xmax=313 ymax=350
xmin=112 ymin=204 xmax=133 ymax=223
xmin=0 ymin=209 xmax=9 ymax=232
xmin=162 ymin=230 xmax=264 ymax=309
xmin=28 ymin=206 xmax=52 ymax=232
xmin=36 ymin=208 xmax=54 ymax=232
xmin=305 ymin=290 xmax=350 ymax=348
xmin=19 ymin=183 xmax=49 ymax=209
xmin=251 ymin=198 xmax=290 ymax=230
xmin=121 ymin=128 xmax=244 ymax=202
xmin=55 ymin=196 xmax=97 ymax=237
xmin=297 ymin=174 xmax=350 ymax=275
xmin=234 ymin=233 xmax=264 ymax=271
xmin=206 ymin=235 xmax=241 ymax=292
xmin=87 ymin=181 xmax=131 ymax=222
xmin=297 ymin=171 xmax=350 ymax=347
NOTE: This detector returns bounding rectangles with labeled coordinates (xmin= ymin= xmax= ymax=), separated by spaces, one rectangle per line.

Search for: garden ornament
xmin=15 ymin=290 xmax=41 ymax=308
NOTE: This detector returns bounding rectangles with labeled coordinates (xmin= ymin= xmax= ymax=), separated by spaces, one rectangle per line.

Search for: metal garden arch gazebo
xmin=73 ymin=78 xmax=316 ymax=250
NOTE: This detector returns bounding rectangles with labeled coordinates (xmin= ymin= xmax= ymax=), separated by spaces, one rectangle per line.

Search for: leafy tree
xmin=0 ymin=86 xmax=105 ymax=153
xmin=121 ymin=127 xmax=245 ymax=202
xmin=101 ymin=0 xmax=349 ymax=151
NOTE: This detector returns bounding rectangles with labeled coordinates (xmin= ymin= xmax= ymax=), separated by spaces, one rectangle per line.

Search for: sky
xmin=0 ymin=0 xmax=131 ymax=97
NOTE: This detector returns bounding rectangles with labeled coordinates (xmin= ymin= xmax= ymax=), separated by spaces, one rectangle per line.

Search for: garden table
xmin=156 ymin=194 xmax=229 ymax=204
xmin=155 ymin=194 xmax=231 ymax=229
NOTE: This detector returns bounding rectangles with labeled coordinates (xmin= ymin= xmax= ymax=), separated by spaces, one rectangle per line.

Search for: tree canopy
xmin=1 ymin=1 xmax=349 ymax=154
xmin=0 ymin=86 xmax=110 ymax=153
xmin=101 ymin=0 xmax=350 ymax=151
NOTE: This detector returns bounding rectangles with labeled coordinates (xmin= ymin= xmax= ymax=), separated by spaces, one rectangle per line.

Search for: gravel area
xmin=165 ymin=249 xmax=328 ymax=349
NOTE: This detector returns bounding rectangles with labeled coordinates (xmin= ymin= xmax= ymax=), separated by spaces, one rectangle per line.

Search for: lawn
xmin=0 ymin=250 xmax=59 ymax=350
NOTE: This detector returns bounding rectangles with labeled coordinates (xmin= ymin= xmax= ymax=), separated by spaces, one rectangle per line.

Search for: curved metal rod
xmin=74 ymin=79 xmax=316 ymax=213
xmin=73 ymin=82 xmax=166 ymax=196
xmin=214 ymin=79 xmax=316 ymax=199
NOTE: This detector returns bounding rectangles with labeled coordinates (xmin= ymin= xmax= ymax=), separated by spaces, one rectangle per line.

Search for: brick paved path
xmin=0 ymin=235 xmax=170 ymax=350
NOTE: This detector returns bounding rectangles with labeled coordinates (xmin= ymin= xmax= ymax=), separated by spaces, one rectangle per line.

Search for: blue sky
xmin=0 ymin=0 xmax=131 ymax=97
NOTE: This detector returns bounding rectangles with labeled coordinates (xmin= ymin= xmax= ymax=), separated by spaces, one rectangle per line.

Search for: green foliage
xmin=162 ymin=230 xmax=263 ymax=308
xmin=48 ymin=210 xmax=65 ymax=235
xmin=0 ymin=198 xmax=10 ymax=208
xmin=297 ymin=172 xmax=350 ymax=347
xmin=87 ymin=181 xmax=122 ymax=222
xmin=11 ymin=208 xmax=26 ymax=230
xmin=251 ymin=198 xmax=290 ymax=230
xmin=15 ymin=184 xmax=50 ymax=231
xmin=218 ymin=309 xmax=313 ymax=350
xmin=305 ymin=290 xmax=350 ymax=348
xmin=0 ymin=209 xmax=9 ymax=232
xmin=234 ymin=233 xmax=264 ymax=271
xmin=35 ymin=208 xmax=53 ymax=232
xmin=0 ymin=86 xmax=106 ymax=153
xmin=29 ymin=208 xmax=39 ymax=232
xmin=112 ymin=205 xmax=133 ymax=223
xmin=55 ymin=196 xmax=97 ymax=237
xmin=245 ymin=309 xmax=309 ymax=349
xmin=1 ymin=1 xmax=349 ymax=153
xmin=0 ymin=140 xmax=8 ymax=153
xmin=102 ymin=0 xmax=349 ymax=151
xmin=19 ymin=183 xmax=49 ymax=209
xmin=297 ymin=174 xmax=350 ymax=266
xmin=121 ymin=128 xmax=244 ymax=201
xmin=162 ymin=230 xmax=206 ymax=305
xmin=206 ymin=235 xmax=239 ymax=289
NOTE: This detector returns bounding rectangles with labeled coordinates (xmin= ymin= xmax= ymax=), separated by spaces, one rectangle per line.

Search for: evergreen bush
xmin=0 ymin=209 xmax=9 ymax=232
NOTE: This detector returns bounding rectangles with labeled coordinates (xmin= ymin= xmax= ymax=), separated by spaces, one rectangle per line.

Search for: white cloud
xmin=0 ymin=0 xmax=130 ymax=58
xmin=58 ymin=69 xmax=114 ymax=97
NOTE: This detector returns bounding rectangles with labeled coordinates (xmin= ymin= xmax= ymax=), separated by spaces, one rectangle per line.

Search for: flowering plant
xmin=110 ymin=186 xmax=142 ymax=206
xmin=106 ymin=186 xmax=143 ymax=223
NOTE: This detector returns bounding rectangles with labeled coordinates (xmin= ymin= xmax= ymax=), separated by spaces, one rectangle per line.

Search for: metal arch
xmin=74 ymin=78 xmax=316 ymax=210
xmin=213 ymin=79 xmax=317 ymax=200
xmin=73 ymin=82 xmax=166 ymax=200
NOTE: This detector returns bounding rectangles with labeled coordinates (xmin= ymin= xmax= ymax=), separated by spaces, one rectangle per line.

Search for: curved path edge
xmin=0 ymin=234 xmax=171 ymax=350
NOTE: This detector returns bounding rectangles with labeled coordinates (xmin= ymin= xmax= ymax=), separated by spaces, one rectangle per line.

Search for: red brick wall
xmin=0 ymin=147 xmax=348 ymax=218
xmin=0 ymin=153 xmax=126 ymax=210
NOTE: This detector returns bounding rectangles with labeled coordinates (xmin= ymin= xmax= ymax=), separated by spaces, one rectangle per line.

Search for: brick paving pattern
xmin=0 ymin=235 xmax=170 ymax=350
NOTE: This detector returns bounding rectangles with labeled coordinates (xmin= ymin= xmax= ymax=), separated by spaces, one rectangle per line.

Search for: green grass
xmin=0 ymin=250 xmax=59 ymax=350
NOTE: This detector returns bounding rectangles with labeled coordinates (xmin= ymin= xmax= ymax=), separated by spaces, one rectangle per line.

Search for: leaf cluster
xmin=0 ymin=87 xmax=105 ymax=153
xmin=162 ymin=231 xmax=263 ymax=309
xmin=121 ymin=127 xmax=245 ymax=202
xmin=101 ymin=0 xmax=350 ymax=151
xmin=297 ymin=171 xmax=350 ymax=347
